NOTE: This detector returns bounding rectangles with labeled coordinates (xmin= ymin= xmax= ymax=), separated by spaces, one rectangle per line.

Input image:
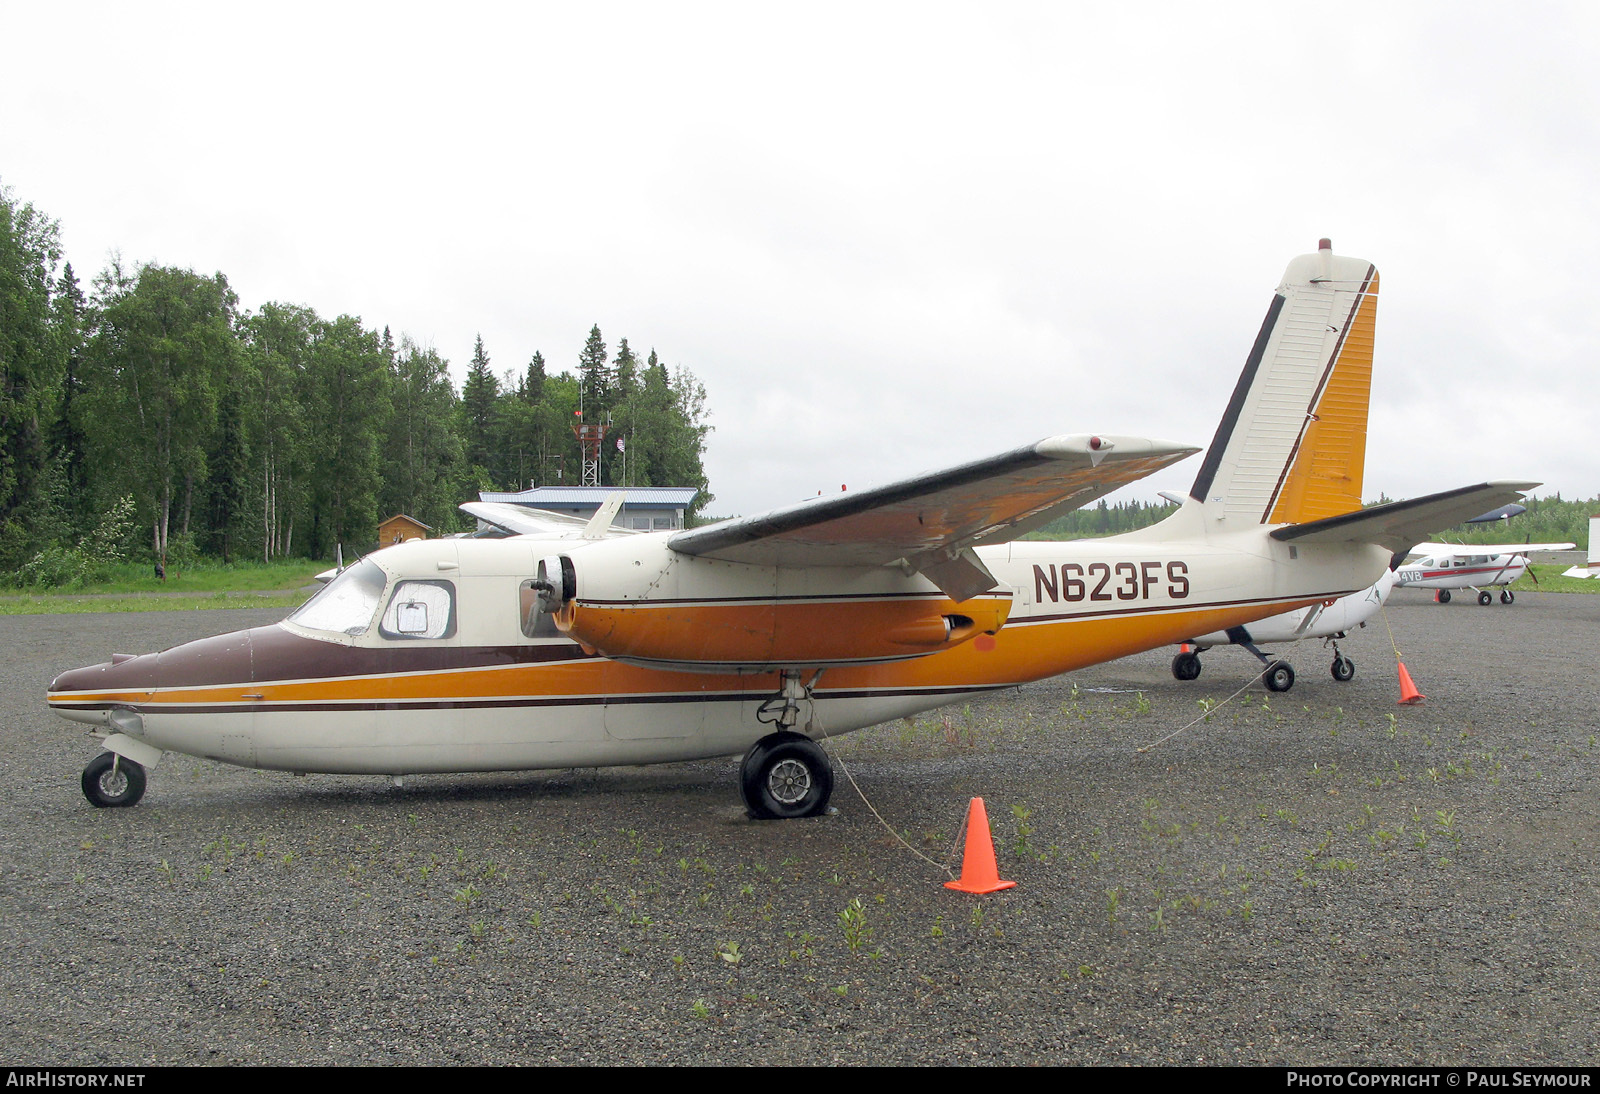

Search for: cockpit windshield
xmin=289 ymin=558 xmax=388 ymax=636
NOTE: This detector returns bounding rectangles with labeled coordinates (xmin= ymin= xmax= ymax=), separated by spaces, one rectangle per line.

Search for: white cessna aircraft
xmin=1394 ymin=540 xmax=1573 ymax=604
xmin=49 ymin=242 xmax=1536 ymax=818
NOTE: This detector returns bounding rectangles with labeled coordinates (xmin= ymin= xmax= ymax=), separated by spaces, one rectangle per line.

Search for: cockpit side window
xmin=379 ymin=581 xmax=457 ymax=640
xmin=289 ymin=559 xmax=388 ymax=636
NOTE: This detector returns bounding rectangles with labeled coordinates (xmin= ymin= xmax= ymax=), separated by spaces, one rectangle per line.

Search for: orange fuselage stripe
xmin=53 ymin=596 xmax=1322 ymax=709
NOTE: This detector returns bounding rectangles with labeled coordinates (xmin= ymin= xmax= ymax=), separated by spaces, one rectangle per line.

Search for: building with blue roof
xmin=477 ymin=486 xmax=700 ymax=531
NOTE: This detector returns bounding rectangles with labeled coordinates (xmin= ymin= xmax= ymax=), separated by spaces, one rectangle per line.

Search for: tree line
xmin=0 ymin=183 xmax=712 ymax=580
xmin=1025 ymin=493 xmax=1599 ymax=547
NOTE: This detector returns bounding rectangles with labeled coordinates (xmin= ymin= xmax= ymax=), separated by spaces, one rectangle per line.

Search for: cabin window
xmin=290 ymin=559 xmax=387 ymax=636
xmin=519 ymin=579 xmax=562 ymax=639
xmin=379 ymin=580 xmax=457 ymax=640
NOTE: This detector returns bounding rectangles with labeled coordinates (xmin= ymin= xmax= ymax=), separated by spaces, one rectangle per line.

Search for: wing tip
xmin=1034 ymin=434 xmax=1201 ymax=460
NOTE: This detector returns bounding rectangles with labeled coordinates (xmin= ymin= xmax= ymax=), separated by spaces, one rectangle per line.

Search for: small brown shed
xmin=378 ymin=514 xmax=432 ymax=545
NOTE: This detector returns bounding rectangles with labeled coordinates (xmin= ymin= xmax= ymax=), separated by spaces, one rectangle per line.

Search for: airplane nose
xmin=48 ymin=652 xmax=163 ymax=696
xmin=48 ymin=628 xmax=259 ymax=699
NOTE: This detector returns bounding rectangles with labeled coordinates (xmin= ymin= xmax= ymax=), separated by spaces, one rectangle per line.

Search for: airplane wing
xmin=460 ymin=501 xmax=643 ymax=539
xmin=1270 ymin=481 xmax=1540 ymax=554
xmin=669 ymin=434 xmax=1199 ymax=601
xmin=1406 ymin=539 xmax=1575 ymax=558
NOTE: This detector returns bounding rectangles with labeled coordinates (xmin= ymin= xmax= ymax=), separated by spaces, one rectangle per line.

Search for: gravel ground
xmin=2 ymin=588 xmax=1596 ymax=1066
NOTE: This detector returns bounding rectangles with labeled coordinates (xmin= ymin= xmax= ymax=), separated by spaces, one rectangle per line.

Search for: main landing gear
xmin=1171 ymin=636 xmax=1357 ymax=692
xmin=741 ymin=669 xmax=835 ymax=819
xmin=740 ymin=732 xmax=834 ymax=819
xmin=1436 ymin=587 xmax=1514 ymax=606
xmin=1172 ymin=642 xmax=1296 ymax=691
xmin=82 ymin=751 xmax=147 ymax=808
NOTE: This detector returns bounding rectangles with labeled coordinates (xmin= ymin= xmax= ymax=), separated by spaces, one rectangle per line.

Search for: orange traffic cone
xmin=944 ymin=797 xmax=1016 ymax=894
xmin=1397 ymin=662 xmax=1425 ymax=705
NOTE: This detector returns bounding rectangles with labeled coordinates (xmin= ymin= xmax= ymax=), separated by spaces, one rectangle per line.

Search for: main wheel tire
xmin=1331 ymin=656 xmax=1356 ymax=682
xmin=1438 ymin=589 xmax=1451 ymax=604
xmin=1171 ymin=651 xmax=1202 ymax=681
xmin=81 ymin=752 xmax=146 ymax=808
xmin=1264 ymin=661 xmax=1296 ymax=693
xmin=739 ymin=733 xmax=833 ymax=820
xmin=1501 ymin=589 xmax=1515 ymax=604
xmin=1478 ymin=590 xmax=1493 ymax=606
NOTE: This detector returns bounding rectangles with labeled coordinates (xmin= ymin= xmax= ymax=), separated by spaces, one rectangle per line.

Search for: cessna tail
xmin=50 ymin=243 xmax=1537 ymax=819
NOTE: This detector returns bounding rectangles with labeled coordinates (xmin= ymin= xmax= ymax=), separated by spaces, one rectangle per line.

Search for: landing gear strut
xmin=742 ymin=670 xmax=834 ymax=819
xmin=1326 ymin=635 xmax=1355 ymax=682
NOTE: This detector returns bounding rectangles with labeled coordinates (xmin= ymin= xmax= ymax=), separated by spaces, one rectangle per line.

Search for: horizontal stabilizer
xmin=671 ymin=434 xmax=1198 ymax=598
xmin=1270 ymin=481 xmax=1539 ymax=554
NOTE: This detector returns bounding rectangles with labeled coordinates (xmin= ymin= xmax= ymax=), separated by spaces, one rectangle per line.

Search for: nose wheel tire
xmin=1331 ymin=656 xmax=1356 ymax=682
xmin=740 ymin=732 xmax=834 ymax=820
xmin=1171 ymin=651 xmax=1202 ymax=681
xmin=82 ymin=752 xmax=146 ymax=808
xmin=1501 ymin=589 xmax=1515 ymax=604
xmin=1263 ymin=661 xmax=1296 ymax=693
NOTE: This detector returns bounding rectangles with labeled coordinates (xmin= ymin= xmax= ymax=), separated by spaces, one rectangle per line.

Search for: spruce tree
xmin=578 ymin=325 xmax=610 ymax=413
xmin=524 ymin=351 xmax=546 ymax=404
xmin=460 ymin=334 xmax=499 ymax=480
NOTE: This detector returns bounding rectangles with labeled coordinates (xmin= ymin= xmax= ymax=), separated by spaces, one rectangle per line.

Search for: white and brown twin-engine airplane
xmin=50 ymin=242 xmax=1537 ymax=817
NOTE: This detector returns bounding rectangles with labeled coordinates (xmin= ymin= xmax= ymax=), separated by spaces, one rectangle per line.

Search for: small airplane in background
xmin=1394 ymin=540 xmax=1573 ymax=604
xmin=49 ymin=242 xmax=1538 ymax=818
xmin=1169 ymin=570 xmax=1397 ymax=691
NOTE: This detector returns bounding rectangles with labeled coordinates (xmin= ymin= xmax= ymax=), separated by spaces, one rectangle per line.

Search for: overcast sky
xmin=6 ymin=2 xmax=1597 ymax=518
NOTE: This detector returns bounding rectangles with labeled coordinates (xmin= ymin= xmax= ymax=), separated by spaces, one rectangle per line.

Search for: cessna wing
xmin=1407 ymin=539 xmax=1575 ymax=558
xmin=669 ymin=433 xmax=1199 ymax=601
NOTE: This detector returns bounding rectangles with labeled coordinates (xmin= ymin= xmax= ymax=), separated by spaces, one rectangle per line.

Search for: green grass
xmin=1510 ymin=565 xmax=1600 ymax=595
xmin=0 ymin=591 xmax=313 ymax=615
xmin=7 ymin=558 xmax=328 ymax=597
xmin=0 ymin=558 xmax=327 ymax=614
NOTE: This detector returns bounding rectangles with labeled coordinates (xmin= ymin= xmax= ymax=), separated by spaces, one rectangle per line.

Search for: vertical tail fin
xmin=1187 ymin=240 xmax=1379 ymax=527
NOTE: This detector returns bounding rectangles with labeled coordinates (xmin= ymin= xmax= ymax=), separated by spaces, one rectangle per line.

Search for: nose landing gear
xmin=82 ymin=751 xmax=147 ymax=808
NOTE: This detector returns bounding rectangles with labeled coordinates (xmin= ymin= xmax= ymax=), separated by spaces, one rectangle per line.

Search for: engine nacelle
xmin=537 ymin=538 xmax=1011 ymax=672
